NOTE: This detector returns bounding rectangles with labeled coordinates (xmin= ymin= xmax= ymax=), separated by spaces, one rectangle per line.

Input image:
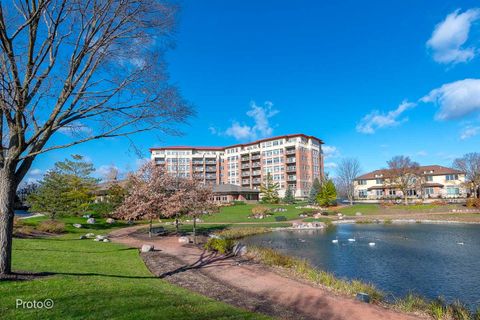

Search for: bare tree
xmin=385 ymin=156 xmax=420 ymax=205
xmin=335 ymin=158 xmax=361 ymax=205
xmin=0 ymin=1 xmax=193 ymax=275
xmin=453 ymin=153 xmax=480 ymax=198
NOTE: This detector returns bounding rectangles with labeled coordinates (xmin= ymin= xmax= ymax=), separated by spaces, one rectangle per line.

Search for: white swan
xmin=457 ymin=242 xmax=465 ymax=245
xmin=332 ymin=239 xmax=339 ymax=244
xmin=368 ymin=242 xmax=376 ymax=246
xmin=348 ymin=238 xmax=356 ymax=242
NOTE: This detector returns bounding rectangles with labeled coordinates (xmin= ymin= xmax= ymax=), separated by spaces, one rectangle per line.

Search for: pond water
xmin=14 ymin=209 xmax=31 ymax=216
xmin=243 ymin=223 xmax=480 ymax=308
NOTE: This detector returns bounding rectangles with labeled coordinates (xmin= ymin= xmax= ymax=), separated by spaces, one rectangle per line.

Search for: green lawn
xmin=201 ymin=204 xmax=310 ymax=223
xmin=0 ymin=218 xmax=268 ymax=320
xmin=336 ymin=204 xmax=380 ymax=216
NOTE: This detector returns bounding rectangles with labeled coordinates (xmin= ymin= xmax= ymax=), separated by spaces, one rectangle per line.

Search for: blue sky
xmin=26 ymin=0 xmax=480 ymax=182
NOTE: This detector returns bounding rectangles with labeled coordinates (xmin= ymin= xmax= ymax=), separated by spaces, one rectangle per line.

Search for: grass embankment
xmin=202 ymin=203 xmax=310 ymax=223
xmin=246 ymin=246 xmax=383 ymax=302
xmin=1 ymin=216 xmax=269 ymax=320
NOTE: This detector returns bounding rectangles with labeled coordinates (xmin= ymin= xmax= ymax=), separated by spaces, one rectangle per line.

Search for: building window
xmin=446 ymin=174 xmax=458 ymax=181
xmin=389 ymin=190 xmax=396 ymax=196
xmin=426 ymin=175 xmax=433 ymax=182
xmin=376 ymin=179 xmax=383 ymax=184
xmin=446 ymin=187 xmax=460 ymax=195
xmin=358 ymin=190 xmax=367 ymax=198
xmin=358 ymin=180 xmax=367 ymax=185
xmin=375 ymin=190 xmax=384 ymax=196
xmin=424 ymin=187 xmax=434 ymax=195
xmin=406 ymin=189 xmax=417 ymax=196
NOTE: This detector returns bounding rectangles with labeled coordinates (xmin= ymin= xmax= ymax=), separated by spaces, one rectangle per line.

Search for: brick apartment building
xmin=150 ymin=134 xmax=324 ymax=198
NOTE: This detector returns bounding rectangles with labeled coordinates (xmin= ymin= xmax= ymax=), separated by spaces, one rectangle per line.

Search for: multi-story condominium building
xmin=150 ymin=134 xmax=324 ymax=198
xmin=354 ymin=165 xmax=467 ymax=201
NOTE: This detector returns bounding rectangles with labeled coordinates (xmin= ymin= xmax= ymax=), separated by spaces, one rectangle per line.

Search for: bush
xmin=275 ymin=216 xmax=287 ymax=221
xmin=251 ymin=205 xmax=271 ymax=215
xmin=87 ymin=202 xmax=115 ymax=217
xmin=36 ymin=220 xmax=66 ymax=233
xmin=214 ymin=227 xmax=269 ymax=240
xmin=204 ymin=238 xmax=234 ymax=254
xmin=466 ymin=198 xmax=480 ymax=208
xmin=232 ymin=201 xmax=246 ymax=206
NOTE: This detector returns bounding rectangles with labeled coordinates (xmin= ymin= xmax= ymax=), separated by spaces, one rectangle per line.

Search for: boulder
xmin=355 ymin=212 xmax=363 ymax=216
xmin=106 ymin=218 xmax=115 ymax=224
xmin=85 ymin=233 xmax=95 ymax=238
xmin=87 ymin=218 xmax=96 ymax=224
xmin=93 ymin=238 xmax=100 ymax=242
xmin=79 ymin=235 xmax=87 ymax=239
xmin=82 ymin=214 xmax=91 ymax=218
xmin=178 ymin=236 xmax=190 ymax=244
xmin=96 ymin=235 xmax=107 ymax=241
xmin=141 ymin=244 xmax=154 ymax=252
xmin=232 ymin=243 xmax=247 ymax=256
xmin=102 ymin=239 xmax=110 ymax=243
xmin=73 ymin=223 xmax=82 ymax=228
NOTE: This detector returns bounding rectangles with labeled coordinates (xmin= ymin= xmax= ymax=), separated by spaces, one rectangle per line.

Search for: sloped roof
xmin=355 ymin=165 xmax=464 ymax=180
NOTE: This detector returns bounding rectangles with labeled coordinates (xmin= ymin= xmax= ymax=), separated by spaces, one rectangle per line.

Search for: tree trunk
xmin=175 ymin=216 xmax=179 ymax=234
xmin=193 ymin=215 xmax=196 ymax=244
xmin=148 ymin=218 xmax=153 ymax=238
xmin=0 ymin=168 xmax=17 ymax=276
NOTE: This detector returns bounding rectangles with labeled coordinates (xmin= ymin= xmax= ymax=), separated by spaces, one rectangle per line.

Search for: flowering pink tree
xmin=115 ymin=162 xmax=215 ymax=238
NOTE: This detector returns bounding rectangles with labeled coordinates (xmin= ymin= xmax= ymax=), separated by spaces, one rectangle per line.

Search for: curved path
xmin=109 ymin=225 xmax=421 ymax=320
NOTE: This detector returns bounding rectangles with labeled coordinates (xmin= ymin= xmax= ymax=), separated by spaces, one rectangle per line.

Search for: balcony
xmin=287 ymin=175 xmax=297 ymax=181
xmin=251 ymin=162 xmax=261 ymax=168
xmin=286 ymin=158 xmax=296 ymax=164
xmin=205 ymin=166 xmax=216 ymax=172
xmin=241 ymin=164 xmax=250 ymax=169
xmin=251 ymin=154 xmax=261 ymax=160
xmin=242 ymin=179 xmax=250 ymax=185
xmin=241 ymin=172 xmax=250 ymax=177
xmin=286 ymin=149 xmax=296 ymax=155
xmin=252 ymin=178 xmax=261 ymax=184
xmin=286 ymin=166 xmax=296 ymax=172
xmin=193 ymin=168 xmax=203 ymax=172
xmin=252 ymin=170 xmax=261 ymax=176
xmin=205 ymin=159 xmax=217 ymax=165
xmin=192 ymin=159 xmax=203 ymax=165
xmin=205 ymin=174 xmax=216 ymax=180
xmin=241 ymin=156 xmax=250 ymax=162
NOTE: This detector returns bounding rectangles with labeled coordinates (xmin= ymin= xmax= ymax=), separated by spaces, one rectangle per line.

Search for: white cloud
xmin=58 ymin=122 xmax=93 ymax=137
xmin=24 ymin=168 xmax=43 ymax=184
xmin=222 ymin=101 xmax=279 ymax=141
xmin=426 ymin=8 xmax=480 ymax=64
xmin=416 ymin=150 xmax=428 ymax=157
xmin=460 ymin=126 xmax=480 ymax=139
xmin=356 ymin=100 xmax=416 ymax=134
xmin=324 ymin=162 xmax=338 ymax=169
xmin=323 ymin=145 xmax=339 ymax=158
xmin=421 ymin=78 xmax=480 ymax=120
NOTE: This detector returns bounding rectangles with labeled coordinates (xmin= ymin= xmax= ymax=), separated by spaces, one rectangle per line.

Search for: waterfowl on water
xmin=348 ymin=238 xmax=356 ymax=242
xmin=457 ymin=242 xmax=465 ymax=245
xmin=332 ymin=239 xmax=339 ymax=243
xmin=368 ymin=242 xmax=376 ymax=246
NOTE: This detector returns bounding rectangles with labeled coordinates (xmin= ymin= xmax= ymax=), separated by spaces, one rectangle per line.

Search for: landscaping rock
xmin=102 ymin=239 xmax=110 ymax=243
xmin=82 ymin=214 xmax=91 ymax=218
xmin=95 ymin=235 xmax=107 ymax=241
xmin=85 ymin=233 xmax=95 ymax=238
xmin=178 ymin=236 xmax=190 ymax=244
xmin=73 ymin=223 xmax=82 ymax=228
xmin=232 ymin=243 xmax=247 ymax=256
xmin=93 ymin=238 xmax=100 ymax=242
xmin=355 ymin=212 xmax=363 ymax=216
xmin=79 ymin=235 xmax=87 ymax=239
xmin=87 ymin=218 xmax=96 ymax=224
xmin=141 ymin=244 xmax=154 ymax=252
xmin=106 ymin=218 xmax=115 ymax=224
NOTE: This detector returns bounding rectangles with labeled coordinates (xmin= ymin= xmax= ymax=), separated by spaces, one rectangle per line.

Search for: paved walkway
xmin=109 ymin=226 xmax=421 ymax=320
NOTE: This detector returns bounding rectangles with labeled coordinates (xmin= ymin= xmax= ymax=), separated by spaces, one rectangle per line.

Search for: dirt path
xmin=109 ymin=226 xmax=420 ymax=320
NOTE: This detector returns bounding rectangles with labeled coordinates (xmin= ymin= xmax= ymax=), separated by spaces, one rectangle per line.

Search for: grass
xmin=247 ymin=246 xmax=383 ymax=302
xmin=337 ymin=204 xmax=380 ymax=216
xmin=393 ymin=293 xmax=479 ymax=320
xmin=1 ymin=217 xmax=269 ymax=320
xmin=201 ymin=204 xmax=310 ymax=223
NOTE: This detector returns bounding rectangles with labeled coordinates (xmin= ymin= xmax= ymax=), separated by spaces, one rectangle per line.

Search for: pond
xmin=243 ymin=223 xmax=480 ymax=308
xmin=14 ymin=209 xmax=32 ymax=217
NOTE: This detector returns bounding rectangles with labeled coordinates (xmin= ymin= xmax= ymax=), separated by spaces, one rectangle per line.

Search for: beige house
xmin=354 ymin=165 xmax=467 ymax=201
